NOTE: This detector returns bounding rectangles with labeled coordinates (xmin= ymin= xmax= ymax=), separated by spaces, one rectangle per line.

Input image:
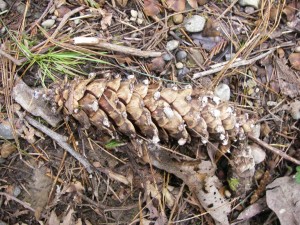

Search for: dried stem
xmin=248 ymin=134 xmax=300 ymax=165
xmin=72 ymin=37 xmax=162 ymax=58
xmin=0 ymin=192 xmax=36 ymax=212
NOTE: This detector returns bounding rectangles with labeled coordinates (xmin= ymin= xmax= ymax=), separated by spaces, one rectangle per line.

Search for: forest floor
xmin=0 ymin=0 xmax=300 ymax=224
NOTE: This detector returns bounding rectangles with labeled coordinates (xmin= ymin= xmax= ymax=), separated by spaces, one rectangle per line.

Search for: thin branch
xmin=192 ymin=49 xmax=274 ymax=79
xmin=25 ymin=115 xmax=95 ymax=173
xmin=72 ymin=37 xmax=162 ymax=58
xmin=248 ymin=134 xmax=300 ymax=165
xmin=0 ymin=48 xmax=22 ymax=66
xmin=0 ymin=192 xmax=36 ymax=212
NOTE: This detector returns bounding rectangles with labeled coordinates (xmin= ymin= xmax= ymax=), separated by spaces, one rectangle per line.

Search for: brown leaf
xmin=266 ymin=177 xmax=300 ymax=225
xmin=144 ymin=0 xmax=161 ymax=16
xmin=289 ymin=53 xmax=300 ymax=71
xmin=115 ymin=0 xmax=128 ymax=7
xmin=283 ymin=2 xmax=297 ymax=22
xmin=0 ymin=142 xmax=16 ymax=158
xmin=166 ymin=0 xmax=185 ymax=12
xmin=148 ymin=56 xmax=166 ymax=72
xmin=197 ymin=0 xmax=208 ymax=5
xmin=274 ymin=56 xmax=300 ymax=97
xmin=187 ymin=0 xmax=198 ymax=8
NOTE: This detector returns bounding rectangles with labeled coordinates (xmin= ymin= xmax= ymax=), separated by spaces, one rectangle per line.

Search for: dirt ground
xmin=0 ymin=0 xmax=300 ymax=224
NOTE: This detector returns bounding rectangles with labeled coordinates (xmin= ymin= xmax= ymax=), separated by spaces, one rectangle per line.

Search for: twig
xmin=0 ymin=48 xmax=22 ymax=66
xmin=25 ymin=115 xmax=95 ymax=173
xmin=192 ymin=49 xmax=274 ymax=79
xmin=24 ymin=115 xmax=131 ymax=185
xmin=25 ymin=0 xmax=54 ymax=34
xmin=248 ymin=134 xmax=300 ymax=165
xmin=72 ymin=37 xmax=162 ymax=58
xmin=0 ymin=192 xmax=36 ymax=212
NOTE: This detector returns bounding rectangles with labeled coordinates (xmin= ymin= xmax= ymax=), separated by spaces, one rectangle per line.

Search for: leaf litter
xmin=0 ymin=0 xmax=300 ymax=224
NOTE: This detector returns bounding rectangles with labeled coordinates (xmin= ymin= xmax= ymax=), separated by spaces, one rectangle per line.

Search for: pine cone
xmin=51 ymin=75 xmax=254 ymax=145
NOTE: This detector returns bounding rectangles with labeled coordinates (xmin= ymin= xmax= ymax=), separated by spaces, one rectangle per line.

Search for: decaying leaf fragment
xmin=274 ymin=56 xmax=300 ymax=98
xmin=144 ymin=0 xmax=161 ymax=16
xmin=266 ymin=176 xmax=300 ymax=225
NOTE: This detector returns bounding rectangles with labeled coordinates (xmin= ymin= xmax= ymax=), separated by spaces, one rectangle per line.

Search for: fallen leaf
xmin=166 ymin=0 xmax=185 ymax=12
xmin=283 ymin=2 xmax=297 ymax=22
xmin=148 ymin=56 xmax=166 ymax=72
xmin=274 ymin=56 xmax=300 ymax=98
xmin=0 ymin=142 xmax=16 ymax=158
xmin=115 ymin=0 xmax=128 ymax=7
xmin=289 ymin=53 xmax=300 ymax=71
xmin=266 ymin=176 xmax=300 ymax=225
xmin=49 ymin=210 xmax=60 ymax=225
xmin=144 ymin=0 xmax=161 ymax=16
xmin=187 ymin=0 xmax=198 ymax=9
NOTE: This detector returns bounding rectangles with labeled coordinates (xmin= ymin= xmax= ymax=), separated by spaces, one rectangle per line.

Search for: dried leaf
xmin=144 ymin=0 xmax=161 ymax=16
xmin=289 ymin=53 xmax=300 ymax=71
xmin=166 ymin=0 xmax=185 ymax=12
xmin=49 ymin=210 xmax=60 ymax=225
xmin=266 ymin=177 xmax=300 ymax=225
xmin=61 ymin=208 xmax=75 ymax=225
xmin=236 ymin=197 xmax=268 ymax=222
xmin=274 ymin=57 xmax=300 ymax=98
xmin=0 ymin=142 xmax=16 ymax=158
xmin=187 ymin=0 xmax=198 ymax=8
xmin=115 ymin=0 xmax=128 ymax=7
xmin=12 ymin=78 xmax=62 ymax=127
xmin=148 ymin=56 xmax=166 ymax=72
xmin=283 ymin=2 xmax=297 ymax=22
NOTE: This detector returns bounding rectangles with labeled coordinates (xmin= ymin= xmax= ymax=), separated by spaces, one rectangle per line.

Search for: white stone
xmin=295 ymin=46 xmax=300 ymax=53
xmin=289 ymin=100 xmax=300 ymax=120
xmin=42 ymin=19 xmax=55 ymax=28
xmin=214 ymin=83 xmax=230 ymax=101
xmin=184 ymin=15 xmax=206 ymax=33
xmin=238 ymin=0 xmax=260 ymax=9
xmin=0 ymin=0 xmax=7 ymax=11
xmin=166 ymin=40 xmax=179 ymax=51
xmin=250 ymin=144 xmax=266 ymax=164
xmin=175 ymin=62 xmax=184 ymax=69
xmin=130 ymin=10 xmax=138 ymax=18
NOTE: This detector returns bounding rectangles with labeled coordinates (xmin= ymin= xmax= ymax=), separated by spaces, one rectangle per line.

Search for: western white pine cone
xmin=50 ymin=75 xmax=254 ymax=145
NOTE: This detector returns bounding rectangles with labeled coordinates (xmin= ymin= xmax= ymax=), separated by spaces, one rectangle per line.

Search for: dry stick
xmin=25 ymin=115 xmax=94 ymax=174
xmin=248 ymin=134 xmax=300 ymax=165
xmin=25 ymin=0 xmax=54 ymax=34
xmin=72 ymin=37 xmax=162 ymax=58
xmin=0 ymin=192 xmax=36 ymax=212
xmin=0 ymin=48 xmax=22 ymax=66
xmin=24 ymin=115 xmax=130 ymax=185
xmin=192 ymin=49 xmax=274 ymax=79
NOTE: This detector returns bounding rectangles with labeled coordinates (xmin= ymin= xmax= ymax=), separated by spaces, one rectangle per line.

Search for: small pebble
xmin=289 ymin=100 xmax=300 ymax=120
xmin=0 ymin=220 xmax=8 ymax=225
xmin=214 ymin=83 xmax=230 ymax=101
xmin=13 ymin=186 xmax=21 ymax=197
xmin=224 ymin=190 xmax=232 ymax=198
xmin=173 ymin=13 xmax=184 ymax=24
xmin=130 ymin=9 xmax=138 ymax=18
xmin=176 ymin=50 xmax=187 ymax=61
xmin=0 ymin=121 xmax=14 ymax=139
xmin=295 ymin=46 xmax=300 ymax=53
xmin=16 ymin=3 xmax=26 ymax=14
xmin=177 ymin=67 xmax=189 ymax=80
xmin=225 ymin=53 xmax=235 ymax=61
xmin=184 ymin=15 xmax=206 ymax=33
xmin=137 ymin=18 xmax=143 ymax=25
xmin=162 ymin=53 xmax=173 ymax=61
xmin=238 ymin=0 xmax=260 ymax=9
xmin=267 ymin=101 xmax=277 ymax=106
xmin=250 ymin=124 xmax=261 ymax=139
xmin=166 ymin=40 xmax=179 ymax=51
xmin=42 ymin=19 xmax=55 ymax=28
xmin=244 ymin=6 xmax=255 ymax=14
xmin=51 ymin=15 xmax=57 ymax=20
xmin=250 ymin=144 xmax=266 ymax=164
xmin=175 ymin=62 xmax=184 ymax=69
xmin=0 ymin=0 xmax=7 ymax=11
xmin=137 ymin=11 xmax=143 ymax=19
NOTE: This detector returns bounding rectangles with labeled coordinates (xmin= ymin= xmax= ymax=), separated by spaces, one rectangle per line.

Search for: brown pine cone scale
xmin=52 ymin=75 xmax=254 ymax=145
